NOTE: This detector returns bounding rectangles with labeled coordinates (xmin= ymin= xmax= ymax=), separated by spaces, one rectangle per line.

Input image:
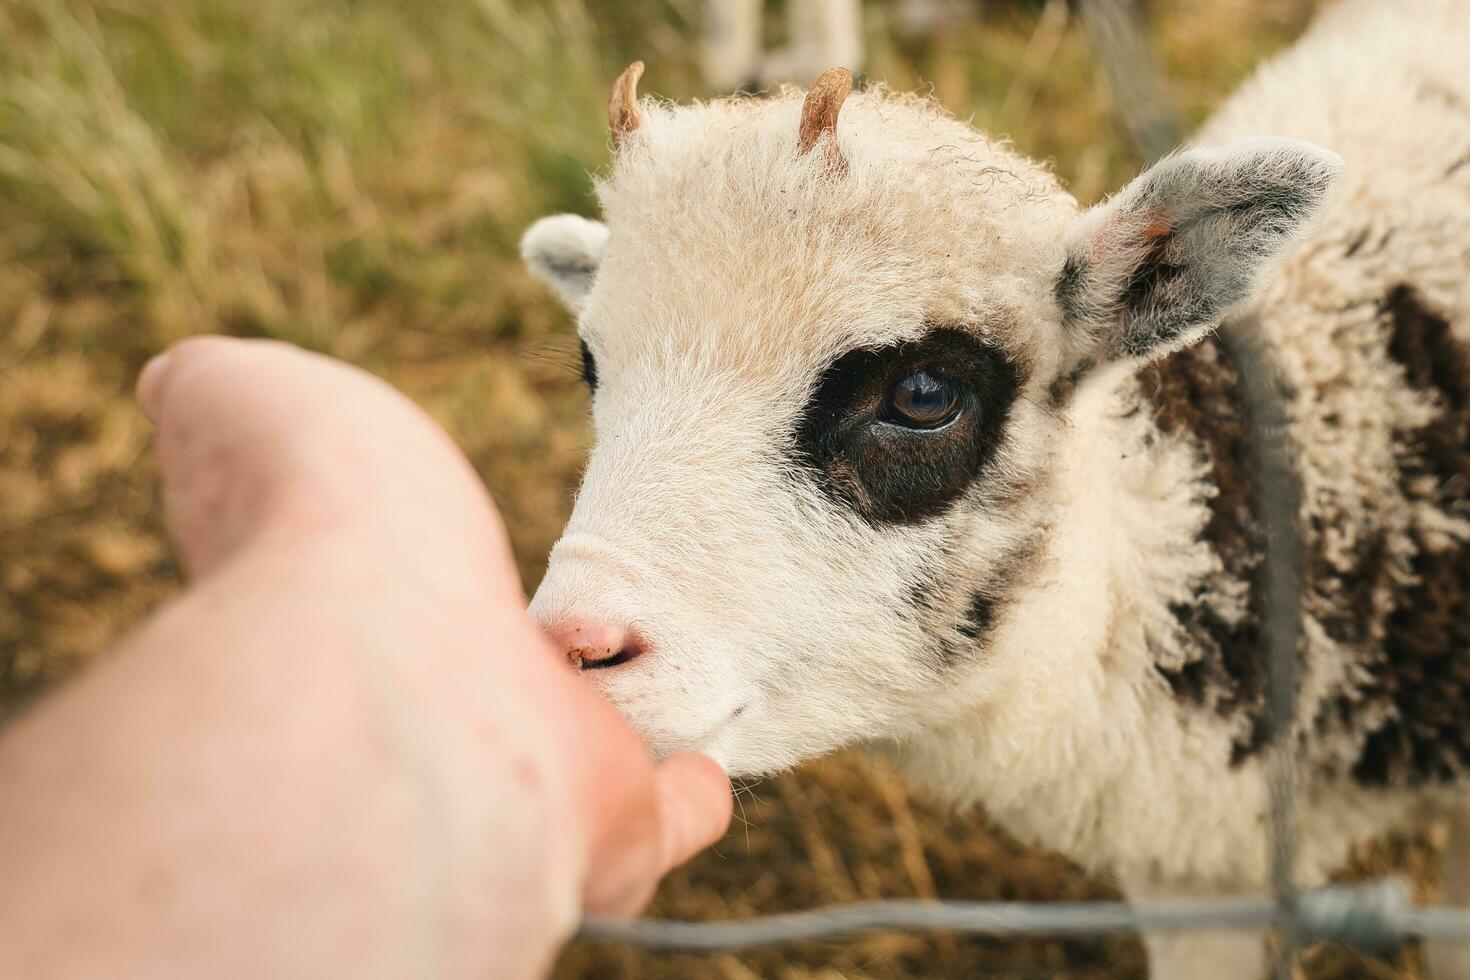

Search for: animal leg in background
xmin=1125 ymin=878 xmax=1267 ymax=980
xmin=701 ymin=0 xmax=862 ymax=91
xmin=1430 ymin=805 xmax=1470 ymax=980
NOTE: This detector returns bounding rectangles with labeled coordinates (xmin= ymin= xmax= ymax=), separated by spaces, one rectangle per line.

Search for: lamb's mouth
xmin=648 ymin=701 xmax=751 ymax=766
xmin=696 ymin=702 xmax=749 ymax=747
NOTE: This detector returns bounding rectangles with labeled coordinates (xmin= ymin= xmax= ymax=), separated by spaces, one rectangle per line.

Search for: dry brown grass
xmin=0 ymin=0 xmax=1436 ymax=976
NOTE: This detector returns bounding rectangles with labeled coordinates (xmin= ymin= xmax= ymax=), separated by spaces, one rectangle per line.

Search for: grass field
xmin=0 ymin=0 xmax=1437 ymax=976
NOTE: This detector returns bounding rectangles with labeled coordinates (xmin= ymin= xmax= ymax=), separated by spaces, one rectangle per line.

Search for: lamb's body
xmin=903 ymin=0 xmax=1470 ymax=882
xmin=523 ymin=3 xmax=1470 ymax=975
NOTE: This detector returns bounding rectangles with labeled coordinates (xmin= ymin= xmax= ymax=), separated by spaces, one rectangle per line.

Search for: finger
xmin=141 ymin=337 xmax=304 ymax=575
xmin=652 ymin=753 xmax=733 ymax=878
xmin=137 ymin=338 xmax=518 ymax=597
xmin=135 ymin=348 xmax=176 ymax=425
xmin=577 ymin=751 xmax=730 ymax=917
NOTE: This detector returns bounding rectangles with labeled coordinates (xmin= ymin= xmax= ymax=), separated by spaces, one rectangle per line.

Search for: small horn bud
xmin=609 ymin=61 xmax=645 ymax=152
xmin=798 ymin=67 xmax=852 ymax=174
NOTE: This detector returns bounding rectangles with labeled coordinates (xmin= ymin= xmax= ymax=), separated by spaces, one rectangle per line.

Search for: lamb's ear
xmin=520 ymin=214 xmax=610 ymax=313
xmin=1057 ymin=138 xmax=1342 ymax=367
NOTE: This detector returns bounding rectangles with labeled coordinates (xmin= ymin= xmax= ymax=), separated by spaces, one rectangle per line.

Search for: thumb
xmin=137 ymin=337 xmax=517 ymax=599
xmin=579 ymin=752 xmax=732 ymax=918
xmin=653 ymin=753 xmax=733 ymax=882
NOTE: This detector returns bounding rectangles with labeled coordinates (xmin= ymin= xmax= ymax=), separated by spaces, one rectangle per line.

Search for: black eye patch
xmin=793 ymin=328 xmax=1023 ymax=525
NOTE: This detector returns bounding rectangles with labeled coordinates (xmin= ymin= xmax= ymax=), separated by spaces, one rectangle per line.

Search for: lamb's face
xmin=525 ymin=88 xmax=1076 ymax=775
xmin=523 ymin=73 xmax=1341 ymax=777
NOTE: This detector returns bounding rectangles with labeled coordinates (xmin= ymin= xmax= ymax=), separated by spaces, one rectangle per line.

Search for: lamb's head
xmin=522 ymin=65 xmax=1341 ymax=777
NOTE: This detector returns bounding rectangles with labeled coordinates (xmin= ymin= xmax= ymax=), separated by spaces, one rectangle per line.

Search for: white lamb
xmin=521 ymin=2 xmax=1470 ymax=976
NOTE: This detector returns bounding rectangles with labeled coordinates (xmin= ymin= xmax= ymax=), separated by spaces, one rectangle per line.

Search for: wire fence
xmin=576 ymin=0 xmax=1470 ymax=972
xmin=580 ymin=880 xmax=1469 ymax=952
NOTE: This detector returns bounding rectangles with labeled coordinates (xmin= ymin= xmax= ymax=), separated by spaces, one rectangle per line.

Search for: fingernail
xmin=136 ymin=350 xmax=174 ymax=425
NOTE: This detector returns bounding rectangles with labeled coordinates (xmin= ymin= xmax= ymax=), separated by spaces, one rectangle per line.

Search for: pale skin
xmin=0 ymin=337 xmax=732 ymax=980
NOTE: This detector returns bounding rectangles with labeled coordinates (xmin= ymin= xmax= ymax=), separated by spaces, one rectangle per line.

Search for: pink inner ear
xmin=1142 ymin=217 xmax=1175 ymax=240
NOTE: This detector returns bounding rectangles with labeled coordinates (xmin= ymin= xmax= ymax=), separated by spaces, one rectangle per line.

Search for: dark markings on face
xmin=579 ymin=338 xmax=598 ymax=392
xmin=1047 ymin=357 xmax=1094 ymax=409
xmin=1342 ymin=286 xmax=1470 ymax=787
xmin=1137 ymin=335 xmax=1271 ymax=765
xmin=954 ymin=591 xmax=997 ymax=642
xmin=901 ymin=527 xmax=1047 ymax=670
xmin=794 ymin=328 xmax=1024 ymax=526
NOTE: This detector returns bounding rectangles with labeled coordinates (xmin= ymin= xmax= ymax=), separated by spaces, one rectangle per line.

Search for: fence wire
xmin=575 ymin=0 xmax=1470 ymax=968
xmin=580 ymin=880 xmax=1470 ymax=952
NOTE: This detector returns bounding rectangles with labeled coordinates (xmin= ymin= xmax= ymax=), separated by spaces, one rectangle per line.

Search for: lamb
xmin=519 ymin=2 xmax=1470 ymax=976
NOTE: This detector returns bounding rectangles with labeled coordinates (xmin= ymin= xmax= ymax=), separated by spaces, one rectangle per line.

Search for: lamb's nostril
xmin=576 ymin=632 xmax=644 ymax=670
xmin=580 ymin=647 xmax=638 ymax=670
xmin=544 ymin=619 xmax=644 ymax=671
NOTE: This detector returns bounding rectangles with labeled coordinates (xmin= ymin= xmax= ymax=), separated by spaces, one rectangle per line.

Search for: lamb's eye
xmin=884 ymin=369 xmax=960 ymax=428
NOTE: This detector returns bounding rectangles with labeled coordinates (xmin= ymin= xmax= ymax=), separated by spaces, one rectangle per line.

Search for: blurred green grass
xmin=4 ymin=0 xmax=1432 ymax=976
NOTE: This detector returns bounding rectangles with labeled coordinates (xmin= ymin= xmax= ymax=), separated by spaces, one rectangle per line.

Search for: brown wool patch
xmin=1046 ymin=358 xmax=1094 ymax=409
xmin=1348 ymin=286 xmax=1470 ymax=786
xmin=1138 ymin=336 xmax=1272 ymax=762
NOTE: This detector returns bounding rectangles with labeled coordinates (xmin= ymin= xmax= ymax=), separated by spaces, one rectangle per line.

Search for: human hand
xmin=0 ymin=337 xmax=730 ymax=980
xmin=138 ymin=336 xmax=733 ymax=916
